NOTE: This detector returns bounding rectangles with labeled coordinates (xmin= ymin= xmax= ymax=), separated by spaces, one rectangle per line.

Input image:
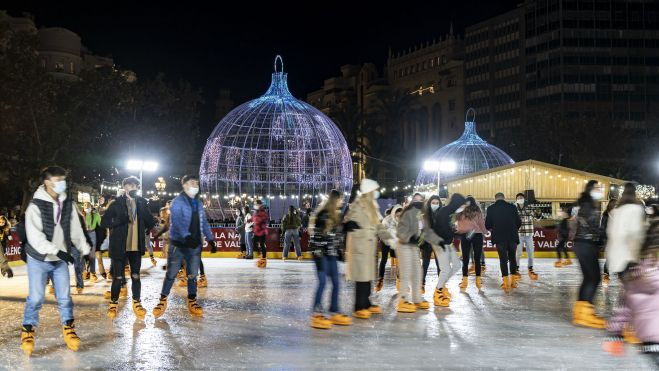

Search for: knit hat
xmin=360 ymin=179 xmax=379 ymax=194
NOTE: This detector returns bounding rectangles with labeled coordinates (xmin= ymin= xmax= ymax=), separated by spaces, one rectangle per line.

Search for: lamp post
xmin=423 ymin=160 xmax=457 ymax=195
xmin=126 ymin=160 xmax=158 ymax=196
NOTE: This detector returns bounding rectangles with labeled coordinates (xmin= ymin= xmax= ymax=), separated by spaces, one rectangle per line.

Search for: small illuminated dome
xmin=200 ymin=56 xmax=353 ymax=198
xmin=416 ymin=109 xmax=514 ymax=189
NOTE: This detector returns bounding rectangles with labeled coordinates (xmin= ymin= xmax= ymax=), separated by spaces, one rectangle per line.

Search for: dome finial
xmin=465 ymin=107 xmax=476 ymax=123
xmin=274 ymin=55 xmax=284 ymax=73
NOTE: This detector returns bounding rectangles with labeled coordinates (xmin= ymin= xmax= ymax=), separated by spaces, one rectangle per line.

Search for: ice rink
xmin=0 ymin=258 xmax=655 ymax=370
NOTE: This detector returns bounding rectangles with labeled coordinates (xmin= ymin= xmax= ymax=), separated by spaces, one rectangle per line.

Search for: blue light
xmin=200 ymin=56 xmax=353 ymax=198
xmin=416 ymin=108 xmax=514 ymax=188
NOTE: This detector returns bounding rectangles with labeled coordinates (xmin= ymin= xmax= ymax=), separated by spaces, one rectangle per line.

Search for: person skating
xmin=235 ymin=208 xmax=246 ymax=258
xmin=152 ymin=175 xmax=216 ymax=318
xmin=600 ymin=199 xmax=617 ymax=286
xmin=376 ymin=205 xmax=403 ymax=292
xmin=554 ymin=207 xmax=572 ymax=267
xmin=345 ymin=179 xmax=394 ymax=319
xmin=572 ymin=180 xmax=607 ymax=328
xmin=252 ymin=200 xmax=269 ymax=268
xmin=243 ymin=206 xmax=254 ymax=259
xmin=20 ymin=166 xmax=91 ymax=356
xmin=281 ymin=205 xmax=303 ymax=261
xmin=515 ymin=193 xmax=538 ymax=280
xmin=101 ymin=176 xmax=156 ymax=320
xmin=396 ymin=193 xmax=440 ymax=312
xmin=309 ymin=189 xmax=352 ymax=329
xmin=0 ymin=216 xmax=14 ymax=279
xmin=485 ymin=192 xmax=522 ymax=293
xmin=455 ymin=196 xmax=486 ymax=291
xmin=82 ymin=202 xmax=102 ymax=282
xmin=154 ymin=207 xmax=171 ymax=271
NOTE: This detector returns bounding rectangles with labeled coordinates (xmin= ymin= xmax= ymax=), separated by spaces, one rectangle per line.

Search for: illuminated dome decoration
xmin=200 ymin=56 xmax=353 ymax=199
xmin=415 ymin=108 xmax=514 ymax=190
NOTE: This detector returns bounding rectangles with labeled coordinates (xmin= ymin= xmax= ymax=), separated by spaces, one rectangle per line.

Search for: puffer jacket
xmin=252 ymin=207 xmax=269 ymax=237
xmin=575 ymin=200 xmax=601 ymax=242
xmin=397 ymin=202 xmax=443 ymax=247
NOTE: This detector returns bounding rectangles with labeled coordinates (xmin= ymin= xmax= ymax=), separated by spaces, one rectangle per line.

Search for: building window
xmin=449 ymin=100 xmax=456 ymax=111
xmin=55 ymin=62 xmax=64 ymax=71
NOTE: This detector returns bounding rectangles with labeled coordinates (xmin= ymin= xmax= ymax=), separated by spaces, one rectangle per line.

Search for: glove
xmin=56 ymin=251 xmax=75 ymax=264
xmin=209 ymin=240 xmax=217 ymax=254
xmin=344 ymin=221 xmax=361 ymax=233
xmin=1 ymin=266 xmax=13 ymax=278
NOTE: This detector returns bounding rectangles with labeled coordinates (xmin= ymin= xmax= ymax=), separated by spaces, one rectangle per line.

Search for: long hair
xmin=578 ymin=180 xmax=598 ymax=206
xmin=603 ymin=198 xmax=617 ymax=216
xmin=462 ymin=196 xmax=482 ymax=219
xmin=356 ymin=192 xmax=381 ymax=225
xmin=424 ymin=195 xmax=441 ymax=227
xmin=311 ymin=189 xmax=342 ymax=234
xmin=0 ymin=215 xmax=10 ymax=234
xmin=616 ymin=182 xmax=640 ymax=208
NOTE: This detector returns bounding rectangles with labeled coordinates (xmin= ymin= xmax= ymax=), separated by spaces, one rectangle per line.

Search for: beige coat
xmin=345 ymin=199 xmax=393 ymax=282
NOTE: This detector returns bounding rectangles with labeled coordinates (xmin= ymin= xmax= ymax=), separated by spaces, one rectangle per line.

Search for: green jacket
xmin=85 ymin=212 xmax=102 ymax=231
xmin=281 ymin=213 xmax=301 ymax=231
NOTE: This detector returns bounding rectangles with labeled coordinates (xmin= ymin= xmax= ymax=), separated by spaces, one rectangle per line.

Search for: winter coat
xmin=25 ymin=185 xmax=90 ymax=262
xmin=558 ymin=217 xmax=570 ymax=241
xmin=382 ymin=205 xmax=402 ymax=248
xmin=309 ymin=209 xmax=342 ymax=257
xmin=100 ymin=195 xmax=156 ymax=259
xmin=252 ymin=207 xmax=269 ymax=237
xmin=575 ymin=199 xmax=601 ymax=242
xmin=169 ymin=193 xmax=214 ymax=246
xmin=398 ymin=203 xmax=443 ymax=247
xmin=244 ymin=213 xmax=254 ymax=233
xmin=485 ymin=199 xmax=522 ymax=244
xmin=235 ymin=215 xmax=245 ymax=241
xmin=281 ymin=212 xmax=301 ymax=231
xmin=605 ymin=204 xmax=646 ymax=274
xmin=345 ymin=198 xmax=393 ymax=282
xmin=0 ymin=227 xmax=9 ymax=273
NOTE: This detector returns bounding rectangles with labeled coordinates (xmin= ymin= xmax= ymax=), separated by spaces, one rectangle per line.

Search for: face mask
xmin=84 ymin=208 xmax=91 ymax=213
xmin=516 ymin=199 xmax=524 ymax=205
xmin=455 ymin=207 xmax=465 ymax=214
xmin=53 ymin=180 xmax=67 ymax=194
xmin=590 ymin=191 xmax=603 ymax=201
xmin=186 ymin=187 xmax=199 ymax=198
xmin=646 ymin=207 xmax=655 ymax=215
xmin=373 ymin=191 xmax=380 ymax=199
xmin=127 ymin=190 xmax=138 ymax=198
xmin=166 ymin=209 xmax=171 ymax=215
xmin=431 ymin=204 xmax=440 ymax=211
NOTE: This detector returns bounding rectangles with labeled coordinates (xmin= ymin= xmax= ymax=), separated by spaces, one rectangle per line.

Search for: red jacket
xmin=252 ymin=207 xmax=269 ymax=237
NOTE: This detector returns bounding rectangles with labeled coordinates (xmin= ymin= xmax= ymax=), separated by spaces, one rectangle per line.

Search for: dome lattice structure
xmin=200 ymin=56 xmax=353 ymax=199
xmin=415 ymin=109 xmax=514 ymax=190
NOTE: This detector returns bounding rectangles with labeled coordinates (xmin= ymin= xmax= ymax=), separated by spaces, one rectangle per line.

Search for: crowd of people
xmin=1 ymin=166 xmax=658 ymax=366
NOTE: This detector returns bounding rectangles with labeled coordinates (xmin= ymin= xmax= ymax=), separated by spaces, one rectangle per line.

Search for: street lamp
xmin=126 ymin=160 xmax=158 ymax=196
xmin=423 ymin=160 xmax=457 ymax=194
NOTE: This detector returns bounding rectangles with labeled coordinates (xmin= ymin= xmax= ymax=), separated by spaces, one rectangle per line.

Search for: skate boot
xmin=150 ymin=255 xmax=157 ymax=267
xmin=481 ymin=264 xmax=487 ymax=273
xmin=132 ymin=300 xmax=146 ymax=320
xmin=528 ymin=268 xmax=539 ymax=280
xmin=177 ymin=268 xmax=186 ymax=280
xmin=107 ymin=302 xmax=118 ymax=319
xmin=330 ymin=313 xmax=352 ymax=326
xmin=198 ymin=274 xmax=208 ymax=288
xmin=368 ymin=305 xmax=383 ymax=314
xmin=82 ymin=271 xmax=89 ymax=280
xmin=62 ymin=321 xmax=81 ymax=352
xmin=623 ymin=326 xmax=642 ymax=344
xmin=20 ymin=325 xmax=35 ymax=356
xmin=310 ymin=314 xmax=332 ymax=329
xmin=415 ymin=300 xmax=430 ymax=310
xmin=459 ymin=276 xmax=468 ymax=290
xmin=107 ymin=271 xmax=112 ymax=280
xmin=564 ymin=259 xmax=573 ymax=266
xmin=396 ymin=300 xmax=416 ymax=313
xmin=468 ymin=264 xmax=476 ymax=276
xmin=236 ymin=252 xmax=245 ymax=259
xmin=120 ymin=286 xmax=128 ymax=298
xmin=512 ymin=271 xmax=522 ymax=281
xmin=375 ymin=278 xmax=384 ymax=292
xmin=187 ymin=298 xmax=203 ymax=317
xmin=101 ymin=272 xmax=108 ymax=280
xmin=602 ymin=336 xmax=624 ymax=356
xmin=501 ymin=276 xmax=511 ymax=293
xmin=297 ymin=256 xmax=304 ymax=261
xmin=510 ymin=273 xmax=519 ymax=288
xmin=442 ymin=285 xmax=452 ymax=299
xmin=90 ymin=273 xmax=98 ymax=283
xmin=602 ymin=273 xmax=610 ymax=287
xmin=152 ymin=296 xmax=168 ymax=318
xmin=256 ymin=257 xmax=267 ymax=268
xmin=352 ymin=309 xmax=372 ymax=319
xmin=48 ymin=285 xmax=55 ymax=295
xmin=475 ymin=276 xmax=482 ymax=290
xmin=554 ymin=260 xmax=564 ymax=268
xmin=433 ymin=289 xmax=450 ymax=307
xmin=104 ymin=290 xmax=111 ymax=300
xmin=75 ymin=287 xmax=83 ymax=295
xmin=572 ymin=301 xmax=606 ymax=329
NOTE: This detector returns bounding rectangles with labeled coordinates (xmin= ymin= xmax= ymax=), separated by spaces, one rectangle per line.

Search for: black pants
xmin=355 ymin=281 xmax=372 ymax=311
xmin=556 ymin=239 xmax=569 ymax=260
xmin=421 ymin=243 xmax=439 ymax=285
xmin=461 ymin=234 xmax=483 ymax=276
xmin=378 ymin=244 xmax=396 ymax=279
xmin=110 ymin=251 xmax=142 ymax=301
xmin=495 ymin=242 xmax=518 ymax=277
xmin=574 ymin=240 xmax=601 ymax=303
xmin=254 ymin=234 xmax=267 ymax=258
xmin=240 ymin=243 xmax=246 ymax=254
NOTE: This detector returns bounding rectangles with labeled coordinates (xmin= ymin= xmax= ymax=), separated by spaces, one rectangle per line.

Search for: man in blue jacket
xmin=152 ymin=175 xmax=216 ymax=318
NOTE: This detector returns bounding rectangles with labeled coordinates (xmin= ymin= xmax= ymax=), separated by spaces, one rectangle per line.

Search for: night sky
xmin=6 ymin=1 xmax=519 ymax=135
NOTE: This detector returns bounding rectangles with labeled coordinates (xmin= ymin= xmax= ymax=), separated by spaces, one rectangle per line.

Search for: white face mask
xmin=590 ymin=191 xmax=603 ymax=201
xmin=455 ymin=207 xmax=465 ymax=214
xmin=185 ymin=187 xmax=199 ymax=198
xmin=53 ymin=180 xmax=67 ymax=195
xmin=84 ymin=208 xmax=91 ymax=213
xmin=646 ymin=207 xmax=655 ymax=215
xmin=516 ymin=199 xmax=525 ymax=205
xmin=431 ymin=204 xmax=440 ymax=211
xmin=373 ymin=191 xmax=380 ymax=200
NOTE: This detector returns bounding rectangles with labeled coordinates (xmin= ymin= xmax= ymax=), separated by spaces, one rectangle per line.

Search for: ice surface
xmin=0 ymin=258 xmax=655 ymax=370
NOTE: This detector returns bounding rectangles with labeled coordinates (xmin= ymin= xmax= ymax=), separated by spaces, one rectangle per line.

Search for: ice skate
xmin=330 ymin=313 xmax=352 ymax=326
xmin=311 ymin=314 xmax=332 ymax=329
xmin=132 ymin=300 xmax=147 ymax=320
xmin=459 ymin=276 xmax=468 ymax=290
xmin=198 ymin=274 xmax=208 ymax=288
xmin=188 ymin=298 xmax=203 ymax=317
xmin=152 ymin=297 xmax=168 ymax=318
xmin=353 ymin=309 xmax=372 ymax=319
xmin=107 ymin=302 xmax=118 ymax=319
xmin=396 ymin=300 xmax=416 ymax=313
xmin=528 ymin=268 xmax=539 ymax=280
xmin=62 ymin=322 xmax=81 ymax=351
xmin=20 ymin=326 xmax=35 ymax=356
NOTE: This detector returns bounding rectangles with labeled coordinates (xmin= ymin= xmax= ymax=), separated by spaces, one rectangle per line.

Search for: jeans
xmin=574 ymin=240 xmax=601 ymax=303
xmin=516 ymin=234 xmax=535 ymax=269
xmin=313 ymin=255 xmax=339 ymax=313
xmin=420 ymin=243 xmax=439 ymax=285
xmin=461 ymin=234 xmax=483 ymax=276
xmin=495 ymin=241 xmax=518 ymax=277
xmin=162 ymin=244 xmax=202 ymax=299
xmin=71 ymin=246 xmax=84 ymax=288
xmin=283 ymin=229 xmax=302 ymax=258
xmin=397 ymin=244 xmax=422 ymax=304
xmin=23 ymin=256 xmax=74 ymax=326
xmin=110 ymin=251 xmax=142 ymax=301
xmin=378 ymin=243 xmax=396 ymax=279
xmin=245 ymin=232 xmax=254 ymax=257
xmin=85 ymin=231 xmax=97 ymax=273
xmin=432 ymin=244 xmax=462 ymax=289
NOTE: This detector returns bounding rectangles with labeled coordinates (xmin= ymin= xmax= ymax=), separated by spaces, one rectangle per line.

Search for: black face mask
xmin=128 ymin=190 xmax=138 ymax=198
